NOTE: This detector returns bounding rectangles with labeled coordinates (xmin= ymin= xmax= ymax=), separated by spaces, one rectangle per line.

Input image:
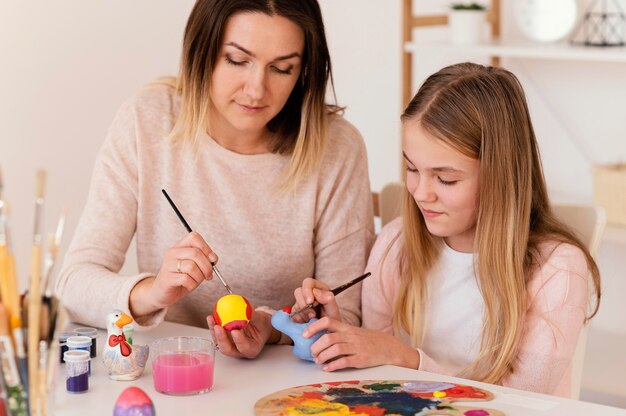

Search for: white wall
xmin=0 ymin=0 xmax=196 ymax=291
xmin=319 ymin=0 xmax=403 ymax=192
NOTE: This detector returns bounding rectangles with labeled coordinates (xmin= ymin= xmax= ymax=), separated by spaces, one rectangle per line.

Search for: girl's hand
xmin=292 ymin=278 xmax=341 ymax=323
xmin=130 ymin=232 xmax=216 ymax=317
xmin=302 ymin=317 xmax=421 ymax=372
xmin=206 ymin=310 xmax=278 ymax=359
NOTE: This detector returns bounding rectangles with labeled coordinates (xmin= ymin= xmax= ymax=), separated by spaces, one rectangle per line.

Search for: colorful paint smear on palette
xmin=254 ymin=380 xmax=505 ymax=416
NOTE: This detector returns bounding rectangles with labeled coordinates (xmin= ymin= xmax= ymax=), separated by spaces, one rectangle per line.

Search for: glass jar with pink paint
xmin=151 ymin=336 xmax=215 ymax=395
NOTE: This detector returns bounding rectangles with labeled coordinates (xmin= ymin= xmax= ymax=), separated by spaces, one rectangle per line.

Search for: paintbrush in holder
xmin=0 ymin=166 xmax=70 ymax=415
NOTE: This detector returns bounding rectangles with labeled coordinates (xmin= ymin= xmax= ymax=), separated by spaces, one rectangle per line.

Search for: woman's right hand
xmin=130 ymin=231 xmax=217 ymax=317
xmin=292 ymin=277 xmax=341 ymax=323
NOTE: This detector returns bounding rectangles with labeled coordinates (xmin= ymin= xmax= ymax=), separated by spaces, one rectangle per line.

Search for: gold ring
xmin=177 ymin=259 xmax=182 ymax=273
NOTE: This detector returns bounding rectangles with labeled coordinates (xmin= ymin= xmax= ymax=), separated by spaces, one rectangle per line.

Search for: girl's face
xmin=403 ymin=121 xmax=480 ymax=253
xmin=209 ymin=12 xmax=304 ymax=147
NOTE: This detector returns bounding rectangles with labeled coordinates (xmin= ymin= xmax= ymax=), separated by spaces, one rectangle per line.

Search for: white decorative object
xmin=449 ymin=8 xmax=487 ymax=45
xmin=103 ymin=310 xmax=149 ymax=381
xmin=514 ymin=0 xmax=578 ymax=43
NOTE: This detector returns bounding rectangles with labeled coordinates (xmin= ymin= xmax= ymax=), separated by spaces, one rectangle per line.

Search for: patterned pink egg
xmin=113 ymin=386 xmax=155 ymax=416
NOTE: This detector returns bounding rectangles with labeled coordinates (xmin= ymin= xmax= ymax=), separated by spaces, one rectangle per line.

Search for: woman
xmin=57 ymin=0 xmax=374 ymax=359
xmin=295 ymin=63 xmax=600 ymax=397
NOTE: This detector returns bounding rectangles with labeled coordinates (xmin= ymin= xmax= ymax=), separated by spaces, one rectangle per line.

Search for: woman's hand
xmin=292 ymin=278 xmax=341 ymax=323
xmin=206 ymin=310 xmax=279 ymax=359
xmin=130 ymin=231 xmax=217 ymax=317
xmin=302 ymin=317 xmax=421 ymax=372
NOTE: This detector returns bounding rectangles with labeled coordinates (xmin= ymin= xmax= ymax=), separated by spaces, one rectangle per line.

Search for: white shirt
xmin=418 ymin=243 xmax=484 ymax=375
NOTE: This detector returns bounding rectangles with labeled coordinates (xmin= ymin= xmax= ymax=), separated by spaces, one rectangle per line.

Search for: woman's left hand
xmin=302 ymin=317 xmax=420 ymax=371
xmin=206 ymin=310 xmax=277 ymax=359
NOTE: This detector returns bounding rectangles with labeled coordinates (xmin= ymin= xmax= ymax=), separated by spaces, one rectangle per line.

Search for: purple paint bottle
xmin=66 ymin=336 xmax=92 ymax=375
xmin=64 ymin=350 xmax=90 ymax=393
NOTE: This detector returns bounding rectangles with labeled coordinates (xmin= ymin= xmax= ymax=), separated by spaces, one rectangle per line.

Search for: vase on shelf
xmin=574 ymin=0 xmax=625 ymax=47
xmin=448 ymin=3 xmax=488 ymax=45
xmin=514 ymin=0 xmax=578 ymax=43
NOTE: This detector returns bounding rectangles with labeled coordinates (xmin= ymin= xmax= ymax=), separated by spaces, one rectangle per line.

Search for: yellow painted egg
xmin=213 ymin=294 xmax=253 ymax=331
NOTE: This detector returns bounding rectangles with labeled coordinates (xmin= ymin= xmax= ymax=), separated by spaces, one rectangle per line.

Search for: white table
xmin=51 ymin=321 xmax=626 ymax=415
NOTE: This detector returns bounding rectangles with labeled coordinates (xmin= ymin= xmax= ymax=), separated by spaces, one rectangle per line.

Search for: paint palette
xmin=254 ymin=380 xmax=504 ymax=415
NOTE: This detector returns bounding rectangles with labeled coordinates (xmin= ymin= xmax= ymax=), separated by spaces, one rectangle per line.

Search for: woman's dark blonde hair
xmin=167 ymin=0 xmax=339 ymax=188
xmin=394 ymin=62 xmax=601 ymax=384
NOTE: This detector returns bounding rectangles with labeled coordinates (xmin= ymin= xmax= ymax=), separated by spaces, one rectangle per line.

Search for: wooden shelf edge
xmin=404 ymin=40 xmax=626 ymax=64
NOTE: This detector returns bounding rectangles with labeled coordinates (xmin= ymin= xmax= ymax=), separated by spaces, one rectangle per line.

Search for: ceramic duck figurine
xmin=103 ymin=310 xmax=149 ymax=381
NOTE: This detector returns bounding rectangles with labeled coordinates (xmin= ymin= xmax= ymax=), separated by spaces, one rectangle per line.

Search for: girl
xmin=296 ymin=62 xmax=600 ymax=397
xmin=57 ymin=0 xmax=374 ymax=359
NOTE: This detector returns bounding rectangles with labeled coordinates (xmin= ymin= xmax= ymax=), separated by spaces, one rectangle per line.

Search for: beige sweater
xmin=56 ymin=84 xmax=375 ymax=330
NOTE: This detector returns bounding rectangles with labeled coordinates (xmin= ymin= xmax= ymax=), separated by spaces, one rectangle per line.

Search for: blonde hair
xmin=394 ymin=62 xmax=601 ymax=384
xmin=163 ymin=0 xmax=341 ymax=189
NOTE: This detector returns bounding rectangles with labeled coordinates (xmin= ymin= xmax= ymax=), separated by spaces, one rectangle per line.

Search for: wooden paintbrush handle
xmin=28 ymin=244 xmax=42 ymax=416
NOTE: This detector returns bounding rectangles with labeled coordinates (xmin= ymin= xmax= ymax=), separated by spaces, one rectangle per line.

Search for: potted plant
xmin=449 ymin=2 xmax=488 ymax=45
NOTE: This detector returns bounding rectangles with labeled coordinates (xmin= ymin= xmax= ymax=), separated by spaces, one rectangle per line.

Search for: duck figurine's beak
xmin=115 ymin=313 xmax=133 ymax=328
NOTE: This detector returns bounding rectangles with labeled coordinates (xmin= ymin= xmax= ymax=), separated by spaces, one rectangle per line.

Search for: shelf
xmin=405 ymin=38 xmax=626 ymax=63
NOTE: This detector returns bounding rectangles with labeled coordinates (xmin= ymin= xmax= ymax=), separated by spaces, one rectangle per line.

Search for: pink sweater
xmin=362 ymin=218 xmax=590 ymax=397
xmin=56 ymin=84 xmax=375 ymax=330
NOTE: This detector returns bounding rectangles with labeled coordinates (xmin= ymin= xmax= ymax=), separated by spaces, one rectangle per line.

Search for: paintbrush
xmin=10 ymin=314 xmax=27 ymax=402
xmin=28 ymin=170 xmax=46 ymax=415
xmin=40 ymin=208 xmax=67 ymax=344
xmin=0 ymin=201 xmax=27 ymax=398
xmin=41 ymin=208 xmax=66 ymax=297
xmin=0 ymin=173 xmax=27 ymax=390
xmin=289 ymin=272 xmax=372 ymax=319
xmin=0 ymin=166 xmax=11 ymax=311
xmin=161 ymin=189 xmax=233 ymax=294
xmin=37 ymin=340 xmax=48 ymax=416
xmin=0 ymin=365 xmax=8 ymax=416
xmin=0 ymin=304 xmax=28 ymax=415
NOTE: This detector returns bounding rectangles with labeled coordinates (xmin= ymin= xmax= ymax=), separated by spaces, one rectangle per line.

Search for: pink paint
xmin=464 ymin=410 xmax=490 ymax=416
xmin=152 ymin=353 xmax=214 ymax=395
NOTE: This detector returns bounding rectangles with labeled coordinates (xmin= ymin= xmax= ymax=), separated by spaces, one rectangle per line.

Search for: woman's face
xmin=403 ymin=121 xmax=480 ymax=253
xmin=209 ymin=12 xmax=304 ymax=146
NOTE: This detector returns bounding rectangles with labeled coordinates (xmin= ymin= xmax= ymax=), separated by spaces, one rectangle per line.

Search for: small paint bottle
xmin=66 ymin=336 xmax=92 ymax=375
xmin=59 ymin=331 xmax=75 ymax=363
xmin=122 ymin=323 xmax=134 ymax=345
xmin=64 ymin=350 xmax=90 ymax=394
xmin=74 ymin=327 xmax=98 ymax=357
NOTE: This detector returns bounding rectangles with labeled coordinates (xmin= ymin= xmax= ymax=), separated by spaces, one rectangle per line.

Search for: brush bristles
xmin=47 ymin=233 xmax=58 ymax=255
xmin=35 ymin=170 xmax=47 ymax=200
xmin=55 ymin=209 xmax=67 ymax=245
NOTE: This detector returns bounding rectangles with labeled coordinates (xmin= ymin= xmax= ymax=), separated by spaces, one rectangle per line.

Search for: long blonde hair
xmin=163 ymin=0 xmax=341 ymax=189
xmin=394 ymin=62 xmax=601 ymax=384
